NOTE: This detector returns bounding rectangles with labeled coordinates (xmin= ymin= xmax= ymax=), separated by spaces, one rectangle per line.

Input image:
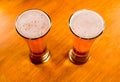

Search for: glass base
xmin=69 ymin=49 xmax=90 ymax=65
xmin=29 ymin=50 xmax=50 ymax=64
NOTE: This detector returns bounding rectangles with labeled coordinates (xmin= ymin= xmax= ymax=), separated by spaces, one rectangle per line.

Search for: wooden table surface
xmin=0 ymin=0 xmax=120 ymax=82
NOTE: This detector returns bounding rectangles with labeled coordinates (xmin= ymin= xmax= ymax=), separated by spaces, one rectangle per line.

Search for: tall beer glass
xmin=69 ymin=9 xmax=104 ymax=64
xmin=15 ymin=9 xmax=51 ymax=64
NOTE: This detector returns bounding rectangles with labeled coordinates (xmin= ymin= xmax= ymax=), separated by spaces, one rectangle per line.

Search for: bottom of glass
xmin=29 ymin=49 xmax=50 ymax=64
xmin=69 ymin=49 xmax=90 ymax=65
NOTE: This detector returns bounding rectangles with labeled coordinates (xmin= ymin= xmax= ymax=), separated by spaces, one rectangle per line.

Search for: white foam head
xmin=15 ymin=10 xmax=51 ymax=39
xmin=69 ymin=9 xmax=104 ymax=39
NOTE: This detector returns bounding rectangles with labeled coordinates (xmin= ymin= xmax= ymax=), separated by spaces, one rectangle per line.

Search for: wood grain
xmin=0 ymin=0 xmax=120 ymax=82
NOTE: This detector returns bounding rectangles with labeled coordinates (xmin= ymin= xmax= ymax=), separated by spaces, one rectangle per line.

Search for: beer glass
xmin=69 ymin=9 xmax=104 ymax=64
xmin=15 ymin=9 xmax=51 ymax=64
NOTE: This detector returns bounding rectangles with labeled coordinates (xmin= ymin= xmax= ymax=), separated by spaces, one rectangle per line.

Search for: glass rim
xmin=68 ymin=9 xmax=105 ymax=40
xmin=15 ymin=9 xmax=52 ymax=40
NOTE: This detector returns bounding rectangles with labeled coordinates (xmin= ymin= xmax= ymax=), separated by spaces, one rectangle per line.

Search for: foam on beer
xmin=15 ymin=10 xmax=51 ymax=39
xmin=69 ymin=9 xmax=104 ymax=39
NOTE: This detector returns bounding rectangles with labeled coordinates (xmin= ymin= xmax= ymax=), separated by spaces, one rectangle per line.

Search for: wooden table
xmin=0 ymin=0 xmax=120 ymax=82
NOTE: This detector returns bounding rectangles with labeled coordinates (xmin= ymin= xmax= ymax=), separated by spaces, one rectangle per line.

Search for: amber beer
xmin=69 ymin=9 xmax=104 ymax=64
xmin=15 ymin=10 xmax=51 ymax=64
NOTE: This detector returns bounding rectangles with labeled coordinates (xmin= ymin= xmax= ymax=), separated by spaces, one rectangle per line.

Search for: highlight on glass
xmin=15 ymin=9 xmax=51 ymax=64
xmin=68 ymin=9 xmax=105 ymax=64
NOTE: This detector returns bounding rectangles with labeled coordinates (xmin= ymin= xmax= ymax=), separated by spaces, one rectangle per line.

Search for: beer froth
xmin=69 ymin=9 xmax=104 ymax=39
xmin=15 ymin=10 xmax=51 ymax=39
